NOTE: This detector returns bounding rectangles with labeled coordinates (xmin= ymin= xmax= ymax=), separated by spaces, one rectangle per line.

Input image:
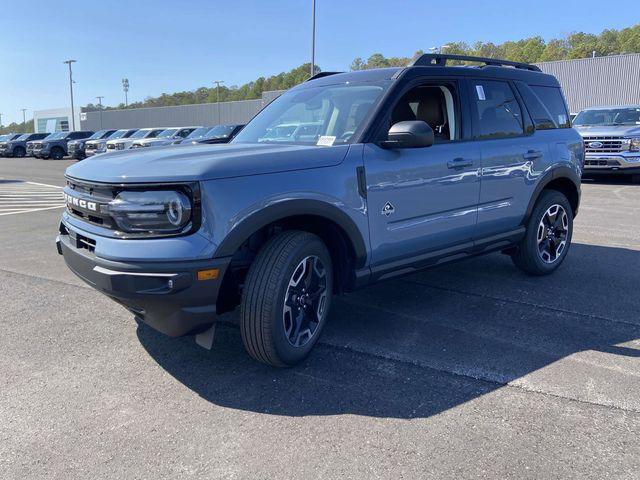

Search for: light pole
xmin=21 ymin=109 xmax=27 ymax=124
xmin=122 ymin=78 xmax=129 ymax=107
xmin=213 ymin=80 xmax=224 ymax=125
xmin=311 ymin=0 xmax=316 ymax=77
xmin=63 ymin=60 xmax=77 ymax=131
xmin=96 ymin=96 xmax=104 ymax=129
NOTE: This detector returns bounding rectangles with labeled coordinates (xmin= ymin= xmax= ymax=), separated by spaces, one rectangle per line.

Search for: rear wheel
xmin=512 ymin=190 xmax=573 ymax=275
xmin=50 ymin=147 xmax=65 ymax=160
xmin=14 ymin=146 xmax=26 ymax=158
xmin=240 ymin=231 xmax=333 ymax=367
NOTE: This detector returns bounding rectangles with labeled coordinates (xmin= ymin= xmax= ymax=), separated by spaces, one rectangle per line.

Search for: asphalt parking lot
xmin=1 ymin=157 xmax=639 ymax=479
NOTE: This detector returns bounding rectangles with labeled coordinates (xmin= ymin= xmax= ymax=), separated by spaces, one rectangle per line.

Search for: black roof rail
xmin=410 ymin=53 xmax=541 ymax=72
xmin=306 ymin=71 xmax=344 ymax=81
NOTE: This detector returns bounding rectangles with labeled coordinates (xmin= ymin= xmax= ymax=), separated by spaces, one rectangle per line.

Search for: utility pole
xmin=122 ymin=78 xmax=129 ymax=107
xmin=21 ymin=109 xmax=27 ymax=124
xmin=96 ymin=96 xmax=104 ymax=129
xmin=311 ymin=0 xmax=316 ymax=77
xmin=63 ymin=60 xmax=77 ymax=131
xmin=213 ymin=80 xmax=224 ymax=125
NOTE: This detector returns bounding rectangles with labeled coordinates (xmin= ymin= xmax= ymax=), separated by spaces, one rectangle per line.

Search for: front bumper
xmin=68 ymin=146 xmax=85 ymax=159
xmin=56 ymin=225 xmax=231 ymax=337
xmin=33 ymin=148 xmax=50 ymax=158
xmin=0 ymin=147 xmax=10 ymax=156
xmin=583 ymin=154 xmax=640 ymax=174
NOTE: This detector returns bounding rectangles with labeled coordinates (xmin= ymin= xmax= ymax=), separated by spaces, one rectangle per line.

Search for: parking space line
xmin=0 ymin=180 xmax=65 ymax=216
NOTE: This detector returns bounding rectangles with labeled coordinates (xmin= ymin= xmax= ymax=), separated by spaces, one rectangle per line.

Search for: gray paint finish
xmin=536 ymin=53 xmax=640 ymax=113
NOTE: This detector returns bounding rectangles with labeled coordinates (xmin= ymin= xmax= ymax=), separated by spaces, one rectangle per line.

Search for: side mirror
xmin=381 ymin=120 xmax=434 ymax=148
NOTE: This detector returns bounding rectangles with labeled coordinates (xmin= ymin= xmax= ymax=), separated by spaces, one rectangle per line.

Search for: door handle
xmin=447 ymin=158 xmax=473 ymax=169
xmin=523 ymin=150 xmax=543 ymax=160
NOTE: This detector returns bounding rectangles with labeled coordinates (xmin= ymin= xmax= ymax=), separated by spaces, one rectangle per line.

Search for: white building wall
xmin=32 ymin=107 xmax=82 ymax=133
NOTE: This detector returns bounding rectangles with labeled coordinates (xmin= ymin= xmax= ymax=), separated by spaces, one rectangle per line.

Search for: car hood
xmin=65 ymin=143 xmax=351 ymax=183
xmin=135 ymin=138 xmax=175 ymax=146
xmin=574 ymin=125 xmax=640 ymax=137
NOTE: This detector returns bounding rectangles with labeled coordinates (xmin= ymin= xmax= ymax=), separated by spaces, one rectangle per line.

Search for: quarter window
xmin=471 ymin=80 xmax=524 ymax=139
xmin=530 ymin=86 xmax=570 ymax=128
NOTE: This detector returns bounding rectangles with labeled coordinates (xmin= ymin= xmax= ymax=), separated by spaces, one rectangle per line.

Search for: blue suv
xmin=57 ymin=54 xmax=583 ymax=367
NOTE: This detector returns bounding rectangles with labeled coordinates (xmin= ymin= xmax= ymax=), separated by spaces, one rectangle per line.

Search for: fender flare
xmin=214 ymin=199 xmax=368 ymax=268
xmin=524 ymin=165 xmax=581 ymax=221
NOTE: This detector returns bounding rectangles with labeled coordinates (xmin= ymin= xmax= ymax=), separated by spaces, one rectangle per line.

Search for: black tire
xmin=240 ymin=230 xmax=333 ymax=367
xmin=14 ymin=146 xmax=26 ymax=158
xmin=512 ymin=190 xmax=573 ymax=275
xmin=50 ymin=147 xmax=65 ymax=160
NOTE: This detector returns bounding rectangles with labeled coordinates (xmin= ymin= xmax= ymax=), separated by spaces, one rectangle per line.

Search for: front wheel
xmin=512 ymin=190 xmax=573 ymax=275
xmin=240 ymin=231 xmax=333 ymax=367
xmin=50 ymin=147 xmax=65 ymax=160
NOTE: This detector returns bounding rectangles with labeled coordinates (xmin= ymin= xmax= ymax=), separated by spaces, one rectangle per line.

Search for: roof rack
xmin=306 ymin=71 xmax=344 ymax=81
xmin=410 ymin=53 xmax=541 ymax=72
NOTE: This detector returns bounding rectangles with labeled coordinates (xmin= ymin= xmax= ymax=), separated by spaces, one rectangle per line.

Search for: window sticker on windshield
xmin=475 ymin=85 xmax=486 ymax=101
xmin=317 ymin=136 xmax=336 ymax=146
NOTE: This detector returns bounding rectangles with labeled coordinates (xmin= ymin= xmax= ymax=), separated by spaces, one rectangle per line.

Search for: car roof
xmin=302 ymin=60 xmax=559 ymax=89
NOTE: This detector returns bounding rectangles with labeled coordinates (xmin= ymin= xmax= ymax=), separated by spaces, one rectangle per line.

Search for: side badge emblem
xmin=381 ymin=202 xmax=395 ymax=217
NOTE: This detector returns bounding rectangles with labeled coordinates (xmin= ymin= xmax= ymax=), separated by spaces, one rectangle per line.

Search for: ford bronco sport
xmin=57 ymin=54 xmax=583 ymax=367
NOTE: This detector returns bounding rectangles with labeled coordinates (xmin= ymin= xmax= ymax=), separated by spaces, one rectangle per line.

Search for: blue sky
xmin=0 ymin=0 xmax=637 ymax=125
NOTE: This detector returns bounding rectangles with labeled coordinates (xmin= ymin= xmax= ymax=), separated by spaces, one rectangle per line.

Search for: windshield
xmin=185 ymin=127 xmax=211 ymax=139
xmin=108 ymin=129 xmax=131 ymax=140
xmin=574 ymin=107 xmax=640 ymax=126
xmin=205 ymin=124 xmax=235 ymax=138
xmin=88 ymin=130 xmax=109 ymax=140
xmin=47 ymin=132 xmax=67 ymax=140
xmin=231 ymin=81 xmax=389 ymax=145
xmin=130 ymin=129 xmax=151 ymax=139
xmin=157 ymin=128 xmax=179 ymax=138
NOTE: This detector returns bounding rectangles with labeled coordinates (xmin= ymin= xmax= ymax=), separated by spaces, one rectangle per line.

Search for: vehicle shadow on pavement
xmin=137 ymin=242 xmax=640 ymax=418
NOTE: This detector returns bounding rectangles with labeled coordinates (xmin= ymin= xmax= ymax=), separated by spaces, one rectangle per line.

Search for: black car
xmin=33 ymin=130 xmax=94 ymax=160
xmin=0 ymin=133 xmax=49 ymax=157
xmin=68 ymin=129 xmax=117 ymax=160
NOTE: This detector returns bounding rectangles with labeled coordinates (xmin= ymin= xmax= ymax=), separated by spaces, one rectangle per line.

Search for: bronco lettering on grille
xmin=64 ymin=192 xmax=98 ymax=212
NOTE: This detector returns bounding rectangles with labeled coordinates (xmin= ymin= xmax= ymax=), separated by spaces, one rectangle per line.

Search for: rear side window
xmin=471 ymin=80 xmax=524 ymax=139
xmin=530 ymin=86 xmax=570 ymax=128
xmin=516 ymin=82 xmax=555 ymax=130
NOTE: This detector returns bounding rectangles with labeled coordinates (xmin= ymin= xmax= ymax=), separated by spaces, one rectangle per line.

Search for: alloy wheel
xmin=282 ymin=255 xmax=328 ymax=348
xmin=537 ymin=204 xmax=569 ymax=264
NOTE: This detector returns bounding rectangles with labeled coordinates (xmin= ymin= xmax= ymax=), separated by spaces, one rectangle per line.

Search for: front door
xmin=364 ymin=79 xmax=481 ymax=270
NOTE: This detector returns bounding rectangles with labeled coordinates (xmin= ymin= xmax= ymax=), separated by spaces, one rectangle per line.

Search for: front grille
xmin=65 ymin=179 xmax=118 ymax=229
xmin=584 ymin=159 xmax=621 ymax=167
xmin=583 ymin=136 xmax=629 ymax=154
xmin=107 ymin=144 xmax=116 ymax=150
xmin=86 ymin=144 xmax=97 ymax=150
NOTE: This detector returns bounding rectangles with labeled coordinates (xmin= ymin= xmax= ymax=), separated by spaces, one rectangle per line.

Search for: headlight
xmin=629 ymin=137 xmax=640 ymax=152
xmin=107 ymin=190 xmax=193 ymax=233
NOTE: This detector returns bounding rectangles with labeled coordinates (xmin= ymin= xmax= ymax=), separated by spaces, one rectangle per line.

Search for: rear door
xmin=467 ymin=78 xmax=549 ymax=238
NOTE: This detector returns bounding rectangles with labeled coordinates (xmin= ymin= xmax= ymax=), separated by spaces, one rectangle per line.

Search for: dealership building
xmin=33 ymin=53 xmax=640 ymax=133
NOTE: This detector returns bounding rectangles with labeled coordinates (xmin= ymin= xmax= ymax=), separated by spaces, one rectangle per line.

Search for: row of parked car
xmin=0 ymin=124 xmax=245 ymax=160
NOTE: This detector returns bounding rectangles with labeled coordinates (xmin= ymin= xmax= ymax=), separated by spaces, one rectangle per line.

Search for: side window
xmin=516 ymin=82 xmax=555 ymax=130
xmin=530 ymin=86 xmax=571 ymax=128
xmin=178 ymin=129 xmax=191 ymax=138
xmin=471 ymin=80 xmax=524 ymax=139
xmin=389 ymin=82 xmax=459 ymax=143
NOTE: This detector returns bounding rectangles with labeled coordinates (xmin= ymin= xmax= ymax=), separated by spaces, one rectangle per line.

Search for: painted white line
xmin=25 ymin=181 xmax=64 ymax=189
xmin=0 ymin=205 xmax=66 ymax=216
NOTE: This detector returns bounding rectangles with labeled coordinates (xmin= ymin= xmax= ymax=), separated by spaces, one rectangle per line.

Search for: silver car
xmin=130 ymin=127 xmax=200 ymax=148
xmin=105 ymin=127 xmax=167 ymax=152
xmin=86 ymin=129 xmax=138 ymax=157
